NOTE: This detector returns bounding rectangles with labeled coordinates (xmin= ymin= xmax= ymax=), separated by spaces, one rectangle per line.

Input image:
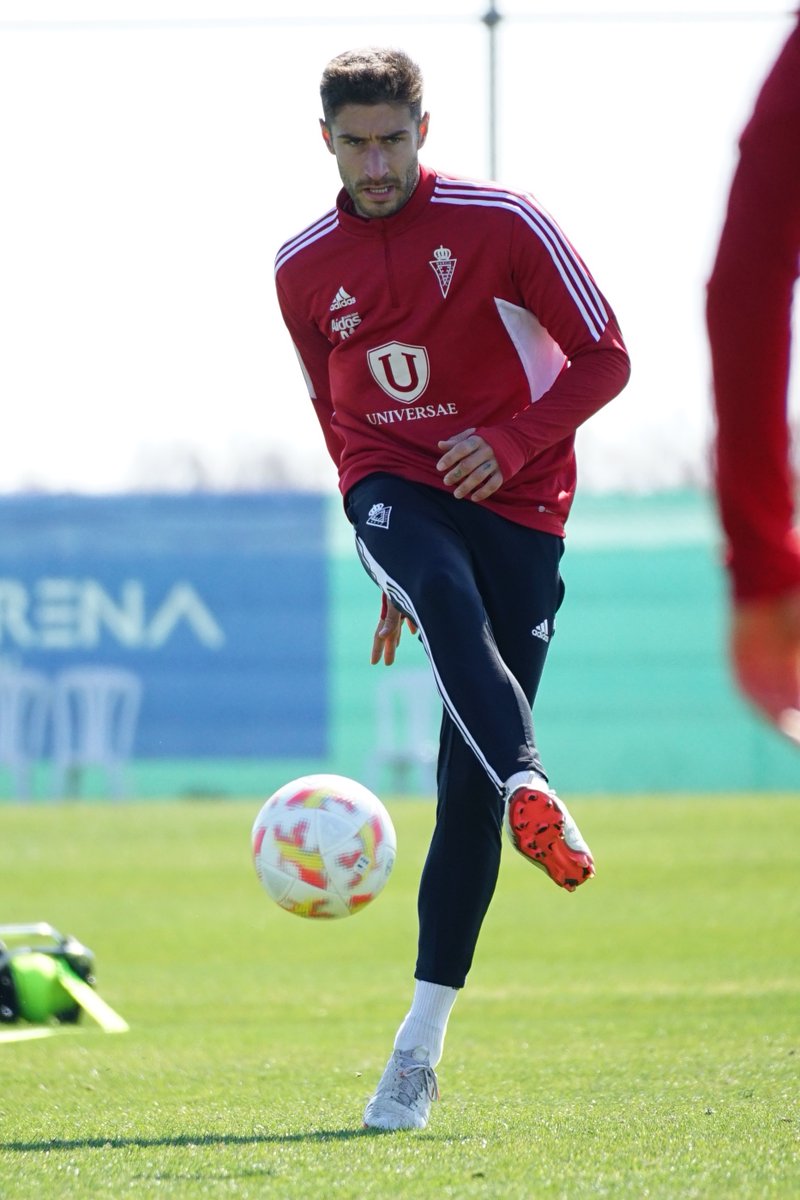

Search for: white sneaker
xmin=363 ymin=1046 xmax=439 ymax=1131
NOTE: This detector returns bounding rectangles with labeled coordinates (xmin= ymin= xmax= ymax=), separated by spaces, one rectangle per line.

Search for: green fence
xmin=3 ymin=490 xmax=798 ymax=800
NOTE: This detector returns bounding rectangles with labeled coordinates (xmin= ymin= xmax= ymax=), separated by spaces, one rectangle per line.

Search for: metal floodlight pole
xmin=482 ymin=0 xmax=502 ymax=180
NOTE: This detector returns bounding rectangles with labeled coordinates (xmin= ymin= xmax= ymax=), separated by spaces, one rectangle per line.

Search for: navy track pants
xmin=346 ymin=474 xmax=565 ymax=988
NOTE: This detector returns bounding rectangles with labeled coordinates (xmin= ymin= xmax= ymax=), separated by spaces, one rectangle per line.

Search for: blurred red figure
xmin=706 ymin=17 xmax=800 ymax=745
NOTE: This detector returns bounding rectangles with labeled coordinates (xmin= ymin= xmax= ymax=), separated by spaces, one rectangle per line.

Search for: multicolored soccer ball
xmin=251 ymin=774 xmax=397 ymax=919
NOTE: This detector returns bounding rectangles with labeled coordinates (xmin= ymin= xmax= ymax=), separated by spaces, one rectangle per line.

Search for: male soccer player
xmin=275 ymin=47 xmax=630 ymax=1130
xmin=706 ymin=17 xmax=800 ymax=746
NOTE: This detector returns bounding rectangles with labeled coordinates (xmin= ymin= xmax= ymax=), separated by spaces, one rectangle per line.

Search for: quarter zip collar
xmin=336 ymin=164 xmax=437 ymax=238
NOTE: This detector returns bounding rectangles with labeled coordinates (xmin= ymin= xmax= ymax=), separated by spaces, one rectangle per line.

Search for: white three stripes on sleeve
xmin=274 ymin=210 xmax=339 ymax=275
xmin=432 ymin=180 xmax=608 ymax=341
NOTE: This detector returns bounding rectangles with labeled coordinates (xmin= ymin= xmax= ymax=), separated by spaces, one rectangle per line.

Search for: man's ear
xmin=320 ymin=119 xmax=335 ymax=154
xmin=418 ymin=112 xmax=430 ymax=148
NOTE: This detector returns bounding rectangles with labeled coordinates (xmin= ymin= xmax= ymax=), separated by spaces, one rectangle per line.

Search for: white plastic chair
xmin=0 ymin=667 xmax=51 ymax=802
xmin=365 ymin=668 xmax=439 ymax=796
xmin=52 ymin=667 xmax=142 ymax=800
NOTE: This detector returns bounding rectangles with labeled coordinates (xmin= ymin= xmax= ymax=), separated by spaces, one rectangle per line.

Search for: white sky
xmin=0 ymin=1 xmax=795 ymax=493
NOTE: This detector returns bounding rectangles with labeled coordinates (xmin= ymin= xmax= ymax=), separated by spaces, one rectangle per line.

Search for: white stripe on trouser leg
xmin=356 ymin=534 xmax=504 ymax=791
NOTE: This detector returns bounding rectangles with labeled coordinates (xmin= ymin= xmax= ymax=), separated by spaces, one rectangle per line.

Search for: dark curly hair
xmin=320 ymin=47 xmax=424 ymax=123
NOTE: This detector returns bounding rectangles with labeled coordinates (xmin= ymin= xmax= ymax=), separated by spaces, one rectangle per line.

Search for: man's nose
xmin=363 ymin=143 xmax=389 ymax=179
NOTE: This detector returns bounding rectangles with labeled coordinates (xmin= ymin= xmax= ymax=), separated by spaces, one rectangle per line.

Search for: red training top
xmin=707 ymin=18 xmax=800 ymax=601
xmin=275 ymin=165 xmax=630 ymax=536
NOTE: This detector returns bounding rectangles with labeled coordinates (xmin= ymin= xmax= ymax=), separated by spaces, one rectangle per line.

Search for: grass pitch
xmin=0 ymin=794 xmax=798 ymax=1199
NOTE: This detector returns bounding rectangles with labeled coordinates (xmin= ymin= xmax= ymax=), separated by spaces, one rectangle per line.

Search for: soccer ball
xmin=251 ymin=774 xmax=397 ymax=919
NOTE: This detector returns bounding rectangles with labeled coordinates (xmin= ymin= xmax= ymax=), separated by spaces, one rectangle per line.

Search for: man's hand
xmin=437 ymin=428 xmax=504 ymax=502
xmin=371 ymin=595 xmax=418 ymax=666
xmin=730 ymin=588 xmax=800 ymax=746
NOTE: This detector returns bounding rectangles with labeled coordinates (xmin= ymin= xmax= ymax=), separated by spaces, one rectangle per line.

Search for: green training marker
xmin=8 ymin=952 xmax=128 ymax=1033
xmin=10 ymin=953 xmax=74 ymax=1023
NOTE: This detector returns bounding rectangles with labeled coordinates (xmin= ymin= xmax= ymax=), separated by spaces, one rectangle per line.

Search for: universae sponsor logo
xmin=367 ymin=341 xmax=430 ymax=403
xmin=0 ymin=578 xmax=225 ymax=650
xmin=366 ymin=402 xmax=459 ymax=426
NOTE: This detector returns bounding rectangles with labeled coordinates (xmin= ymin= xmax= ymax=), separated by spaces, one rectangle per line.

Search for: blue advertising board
xmin=0 ymin=494 xmax=328 ymax=757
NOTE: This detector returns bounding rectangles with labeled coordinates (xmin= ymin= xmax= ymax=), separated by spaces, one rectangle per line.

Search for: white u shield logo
xmin=367 ymin=342 xmax=430 ymax=403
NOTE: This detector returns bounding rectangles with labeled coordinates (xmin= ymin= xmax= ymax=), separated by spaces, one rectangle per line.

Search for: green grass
xmin=0 ymin=794 xmax=798 ymax=1199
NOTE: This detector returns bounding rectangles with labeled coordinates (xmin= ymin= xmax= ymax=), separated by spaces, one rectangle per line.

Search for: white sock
xmin=504 ymin=770 xmax=549 ymax=797
xmin=393 ymin=980 xmax=459 ymax=1068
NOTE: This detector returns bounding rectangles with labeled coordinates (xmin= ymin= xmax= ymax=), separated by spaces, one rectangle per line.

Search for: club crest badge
xmin=366 ymin=503 xmax=392 ymax=530
xmin=429 ymin=245 xmax=457 ymax=298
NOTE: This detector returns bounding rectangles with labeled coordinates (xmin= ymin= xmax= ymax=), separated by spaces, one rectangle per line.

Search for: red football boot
xmin=504 ymin=784 xmax=595 ymax=892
